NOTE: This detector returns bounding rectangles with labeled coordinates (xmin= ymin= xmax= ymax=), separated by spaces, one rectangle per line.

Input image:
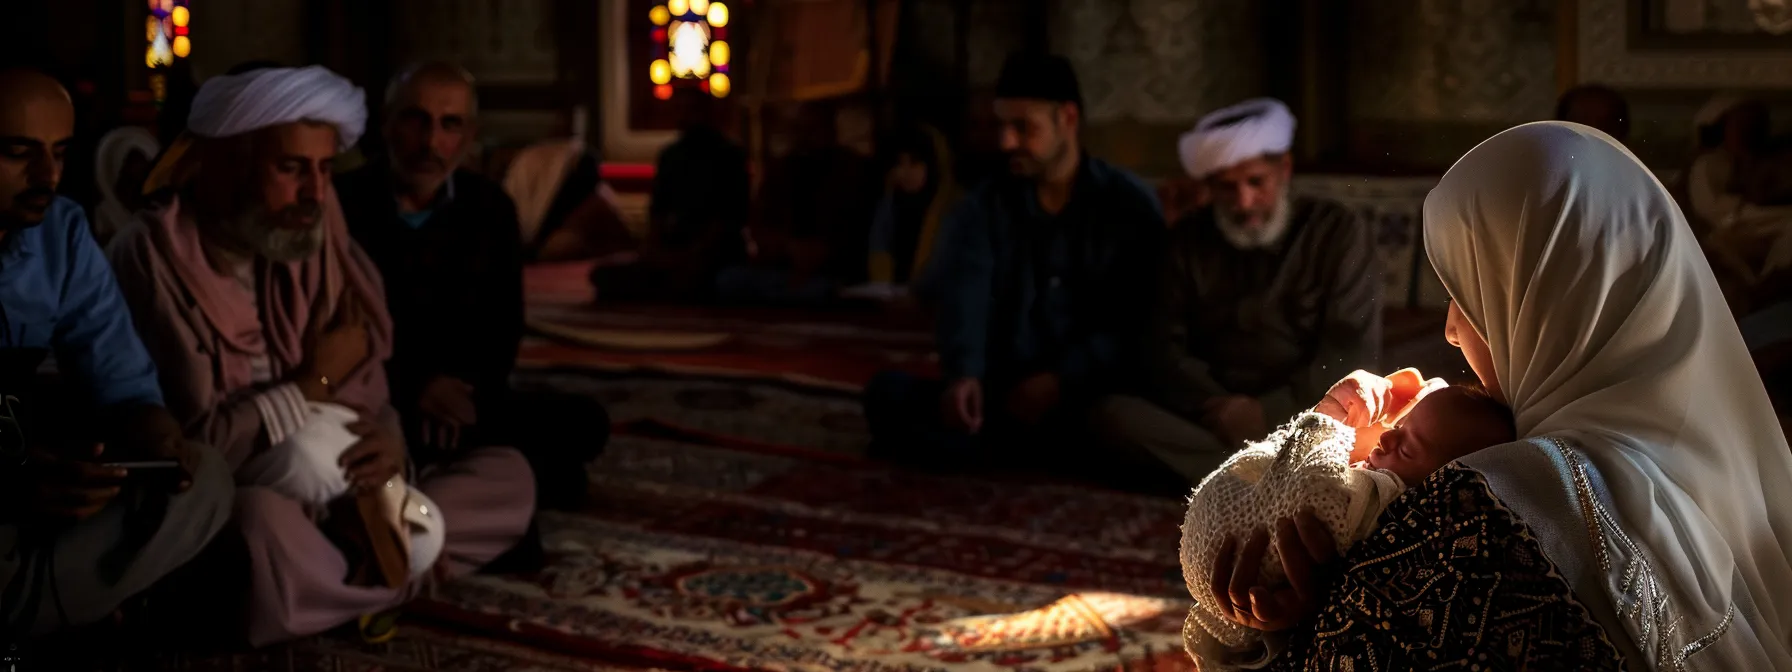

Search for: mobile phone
xmin=102 ymin=460 xmax=184 ymax=487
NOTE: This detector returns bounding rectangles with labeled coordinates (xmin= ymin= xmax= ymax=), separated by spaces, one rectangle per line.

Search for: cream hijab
xmin=1425 ymin=122 xmax=1792 ymax=669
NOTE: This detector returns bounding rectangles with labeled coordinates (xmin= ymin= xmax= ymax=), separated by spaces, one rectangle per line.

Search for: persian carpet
xmin=519 ymin=291 xmax=937 ymax=392
xmin=409 ymin=433 xmax=1197 ymax=671
xmin=123 ymin=621 xmax=667 ymax=671
xmin=513 ymin=368 xmax=872 ymax=455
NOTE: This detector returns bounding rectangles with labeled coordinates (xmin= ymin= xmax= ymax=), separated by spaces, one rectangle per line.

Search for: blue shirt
xmin=396 ymin=177 xmax=456 ymax=229
xmin=933 ymin=156 xmax=1165 ymax=392
xmin=0 ymin=197 xmax=163 ymax=409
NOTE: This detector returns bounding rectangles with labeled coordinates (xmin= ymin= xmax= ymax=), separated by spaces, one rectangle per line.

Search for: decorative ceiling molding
xmin=1578 ymin=0 xmax=1792 ymax=88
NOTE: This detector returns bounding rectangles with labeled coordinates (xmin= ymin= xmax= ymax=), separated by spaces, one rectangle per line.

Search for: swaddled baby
xmin=1178 ymin=385 xmax=1516 ymax=669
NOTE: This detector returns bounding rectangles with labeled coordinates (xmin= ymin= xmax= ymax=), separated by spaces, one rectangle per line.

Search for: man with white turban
xmin=107 ymin=65 xmax=536 ymax=646
xmin=1095 ymin=98 xmax=1382 ymax=484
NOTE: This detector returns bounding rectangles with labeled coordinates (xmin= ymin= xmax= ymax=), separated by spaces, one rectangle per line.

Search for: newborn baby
xmin=1178 ymin=385 xmax=1515 ymax=670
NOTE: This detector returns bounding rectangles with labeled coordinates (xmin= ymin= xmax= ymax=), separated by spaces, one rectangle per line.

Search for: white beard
xmin=1215 ymin=190 xmax=1293 ymax=250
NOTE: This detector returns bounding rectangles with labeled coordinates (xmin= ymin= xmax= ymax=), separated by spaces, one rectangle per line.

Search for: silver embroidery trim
xmin=1540 ymin=437 xmax=1734 ymax=670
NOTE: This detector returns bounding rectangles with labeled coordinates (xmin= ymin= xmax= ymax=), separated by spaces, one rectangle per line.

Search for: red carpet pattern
xmin=411 ymin=434 xmax=1195 ymax=671
xmin=512 ymin=369 xmax=872 ymax=454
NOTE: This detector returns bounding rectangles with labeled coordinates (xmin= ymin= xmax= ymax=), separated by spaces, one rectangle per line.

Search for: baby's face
xmin=1366 ymin=387 xmax=1515 ymax=485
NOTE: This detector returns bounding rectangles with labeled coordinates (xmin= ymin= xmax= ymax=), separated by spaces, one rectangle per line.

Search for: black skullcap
xmin=995 ymin=52 xmax=1082 ymax=112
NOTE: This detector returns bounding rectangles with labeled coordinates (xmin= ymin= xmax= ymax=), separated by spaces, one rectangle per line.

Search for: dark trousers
xmin=410 ymin=389 xmax=611 ymax=511
xmin=861 ymin=370 xmax=1185 ymax=494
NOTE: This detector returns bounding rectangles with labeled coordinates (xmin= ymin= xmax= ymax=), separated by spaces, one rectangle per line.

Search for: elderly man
xmin=338 ymin=61 xmax=609 ymax=512
xmin=0 ymin=68 xmax=231 ymax=637
xmin=108 ymin=65 xmax=535 ymax=646
xmin=862 ymin=53 xmax=1167 ymax=487
xmin=1096 ymin=98 xmax=1381 ymax=483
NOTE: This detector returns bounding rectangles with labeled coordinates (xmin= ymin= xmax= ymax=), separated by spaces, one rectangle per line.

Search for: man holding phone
xmin=0 ymin=67 xmax=232 ymax=637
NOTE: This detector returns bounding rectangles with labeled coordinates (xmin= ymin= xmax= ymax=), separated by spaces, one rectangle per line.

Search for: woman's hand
xmin=1313 ymin=369 xmax=1446 ymax=428
xmin=1208 ymin=509 xmax=1339 ymax=632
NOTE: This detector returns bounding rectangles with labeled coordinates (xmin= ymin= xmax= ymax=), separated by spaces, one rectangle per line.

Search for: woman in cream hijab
xmin=1202 ymin=122 xmax=1792 ymax=670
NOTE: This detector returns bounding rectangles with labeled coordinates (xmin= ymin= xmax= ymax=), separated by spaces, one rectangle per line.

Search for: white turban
xmin=1178 ymin=98 xmax=1297 ymax=179
xmin=188 ymin=65 xmax=366 ymax=151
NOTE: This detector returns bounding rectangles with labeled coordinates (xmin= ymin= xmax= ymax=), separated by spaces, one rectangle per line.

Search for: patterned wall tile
xmin=1050 ymin=0 xmax=1265 ymax=125
xmin=1348 ymin=0 xmax=1556 ymax=125
xmin=392 ymin=0 xmax=559 ymax=85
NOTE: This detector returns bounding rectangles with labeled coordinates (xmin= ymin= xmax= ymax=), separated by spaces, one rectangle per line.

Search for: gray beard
xmin=217 ymin=205 xmax=326 ymax=263
xmin=1215 ymin=189 xmax=1293 ymax=250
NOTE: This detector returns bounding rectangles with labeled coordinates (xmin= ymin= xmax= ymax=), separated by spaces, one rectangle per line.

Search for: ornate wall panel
xmin=188 ymin=0 xmax=307 ymax=80
xmin=392 ymin=0 xmax=559 ymax=85
xmin=1579 ymin=0 xmax=1792 ymax=88
xmin=1050 ymin=0 xmax=1263 ymax=125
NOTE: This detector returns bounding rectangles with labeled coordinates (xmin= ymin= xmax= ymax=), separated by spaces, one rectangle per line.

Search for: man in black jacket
xmin=338 ymin=61 xmax=607 ymax=511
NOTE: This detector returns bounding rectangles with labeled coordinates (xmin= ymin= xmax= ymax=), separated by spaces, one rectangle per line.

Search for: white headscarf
xmin=1425 ymin=121 xmax=1792 ymax=669
xmin=188 ymin=65 xmax=366 ymax=150
xmin=1178 ymin=98 xmax=1296 ymax=179
xmin=92 ymin=126 xmax=160 ymax=240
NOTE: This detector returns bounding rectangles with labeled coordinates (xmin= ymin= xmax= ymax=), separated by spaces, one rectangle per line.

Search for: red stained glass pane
xmin=713 ymin=27 xmax=726 ymax=40
xmin=175 ymin=25 xmax=188 ymax=36
xmin=653 ymin=84 xmax=673 ymax=100
xmin=699 ymin=80 xmax=710 ymax=92
xmin=652 ymin=28 xmax=666 ymax=42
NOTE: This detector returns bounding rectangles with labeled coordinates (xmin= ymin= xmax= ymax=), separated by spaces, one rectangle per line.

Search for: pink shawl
xmin=141 ymin=191 xmax=394 ymax=413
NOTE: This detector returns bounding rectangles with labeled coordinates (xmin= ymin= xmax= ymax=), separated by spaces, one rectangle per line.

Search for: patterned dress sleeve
xmin=1269 ymin=464 xmax=1628 ymax=671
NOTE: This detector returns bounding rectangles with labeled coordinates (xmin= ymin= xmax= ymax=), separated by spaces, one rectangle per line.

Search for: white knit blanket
xmin=1178 ymin=412 xmax=1404 ymax=669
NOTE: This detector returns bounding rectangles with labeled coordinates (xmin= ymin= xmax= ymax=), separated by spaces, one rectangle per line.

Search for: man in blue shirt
xmin=862 ymin=54 xmax=1173 ymax=490
xmin=0 ymin=68 xmax=230 ymax=639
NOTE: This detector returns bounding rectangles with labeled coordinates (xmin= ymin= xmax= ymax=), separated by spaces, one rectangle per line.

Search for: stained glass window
xmin=147 ymin=0 xmax=191 ymax=69
xmin=146 ymin=0 xmax=191 ymax=106
xmin=648 ymin=1 xmax=730 ymax=99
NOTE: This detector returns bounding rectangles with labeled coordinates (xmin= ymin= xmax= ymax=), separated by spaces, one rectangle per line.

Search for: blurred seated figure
xmin=1554 ymin=84 xmax=1631 ymax=144
xmin=503 ymin=138 xmax=636 ymax=263
xmin=1691 ymin=95 xmax=1787 ymax=315
xmin=718 ymin=102 xmax=875 ymax=307
xmin=91 ymin=126 xmax=160 ymax=244
xmin=840 ymin=124 xmax=961 ymax=304
xmin=590 ymin=97 xmax=748 ymax=303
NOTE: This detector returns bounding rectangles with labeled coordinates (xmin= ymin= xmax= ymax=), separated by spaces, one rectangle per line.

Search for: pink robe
xmin=106 ymin=194 xmax=535 ymax=646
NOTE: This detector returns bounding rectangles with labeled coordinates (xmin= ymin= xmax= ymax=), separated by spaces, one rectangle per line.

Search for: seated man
xmin=338 ymin=61 xmax=609 ymax=511
xmin=591 ymin=97 xmax=749 ymax=303
xmin=0 ymin=68 xmax=231 ymax=637
xmin=862 ymin=54 xmax=1167 ymax=487
xmin=1097 ymin=98 xmax=1382 ymax=484
xmin=108 ymin=65 xmax=535 ymax=646
xmin=718 ymin=102 xmax=875 ymax=306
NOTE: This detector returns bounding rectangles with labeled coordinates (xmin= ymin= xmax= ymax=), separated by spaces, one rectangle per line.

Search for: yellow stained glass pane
xmin=668 ymin=0 xmax=688 ymax=16
xmin=649 ymin=5 xmax=670 ymax=26
xmin=650 ymin=59 xmax=672 ymax=85
xmin=668 ymin=21 xmax=710 ymax=78
xmin=691 ymin=0 xmax=709 ymax=15
xmin=709 ymin=40 xmax=730 ymax=67
xmin=173 ymin=35 xmax=191 ymax=58
xmin=707 ymin=2 xmax=729 ymax=27
xmin=709 ymin=73 xmax=730 ymax=98
xmin=172 ymin=5 xmax=189 ymax=27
